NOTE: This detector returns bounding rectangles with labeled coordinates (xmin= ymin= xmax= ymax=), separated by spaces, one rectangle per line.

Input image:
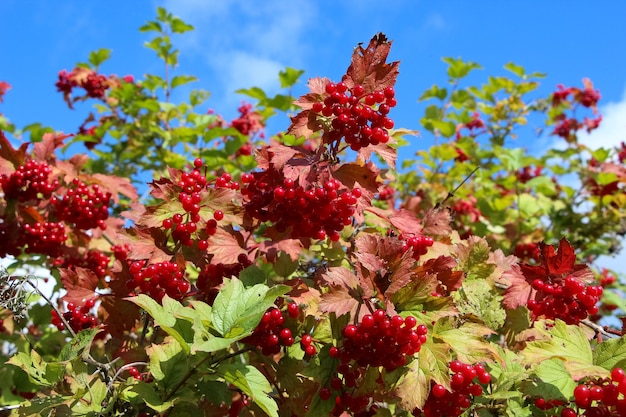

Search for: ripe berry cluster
xmin=533 ymin=367 xmax=626 ymax=416
xmin=514 ymin=242 xmax=541 ymax=263
xmin=22 ymin=221 xmax=67 ymax=256
xmin=50 ymin=299 xmax=100 ymax=333
xmin=162 ymin=160 xmax=237 ymax=248
xmin=312 ymin=81 xmax=396 ymax=151
xmin=242 ymin=173 xmax=360 ymax=241
xmin=338 ymin=309 xmax=427 ymax=372
xmin=242 ymin=304 xmax=299 ymax=356
xmin=569 ymin=367 xmax=626 ymax=415
xmin=52 ymin=249 xmax=111 ymax=279
xmin=320 ymin=358 xmax=379 ymax=416
xmin=529 ymin=276 xmax=603 ymax=324
xmin=196 ymin=255 xmax=253 ymax=304
xmin=0 ymin=160 xmax=59 ymax=201
xmin=412 ymin=361 xmax=491 ymax=417
xmin=401 ymin=235 xmax=434 ymax=261
xmin=51 ymin=179 xmax=111 ymax=230
xmin=127 ymin=260 xmax=190 ymax=302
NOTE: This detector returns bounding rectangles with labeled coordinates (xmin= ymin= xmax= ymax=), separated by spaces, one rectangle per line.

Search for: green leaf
xmin=594 ymin=336 xmax=626 ymax=371
xmin=7 ymin=350 xmax=61 ymax=387
xmin=171 ymin=75 xmax=198 ymax=89
xmin=429 ymin=120 xmax=456 ymax=138
xmin=433 ymin=318 xmax=497 ymax=363
xmin=524 ymin=359 xmax=576 ymax=400
xmin=139 ymin=21 xmax=162 ymax=33
xmin=59 ymin=328 xmax=101 ymax=361
xmin=170 ymin=18 xmax=194 ymax=33
xmin=217 ymin=363 xmax=278 ymax=417
xmin=236 ymin=86 xmax=267 ymax=101
xmin=523 ymin=320 xmax=608 ymax=379
xmin=88 ymin=48 xmax=111 ymax=68
xmin=419 ymin=85 xmax=448 ymax=101
xmin=453 ymin=279 xmax=506 ymax=331
xmin=128 ymin=294 xmax=176 ymax=327
xmin=504 ymin=62 xmax=526 ymax=78
xmin=442 ymin=57 xmax=482 ymax=79
xmin=518 ymin=193 xmax=540 ymax=216
xmin=396 ymin=358 xmax=429 ymax=411
xmin=210 ymin=278 xmax=289 ymax=338
xmin=124 ymin=382 xmax=175 ymax=412
xmin=146 ymin=338 xmax=189 ymax=390
xmin=499 ymin=147 xmax=526 ymax=171
xmin=279 ymin=67 xmax=305 ymax=88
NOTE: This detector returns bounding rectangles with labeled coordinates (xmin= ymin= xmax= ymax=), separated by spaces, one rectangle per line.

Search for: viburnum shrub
xmin=2 ymin=7 xmax=626 ymax=417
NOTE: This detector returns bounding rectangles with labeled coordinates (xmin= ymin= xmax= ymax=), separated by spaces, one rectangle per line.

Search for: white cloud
xmin=214 ymin=51 xmax=283 ymax=96
xmin=159 ymin=0 xmax=316 ymax=106
xmin=422 ymin=13 xmax=447 ymax=32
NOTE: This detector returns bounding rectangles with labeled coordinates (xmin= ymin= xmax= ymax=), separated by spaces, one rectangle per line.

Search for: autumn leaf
xmin=59 ymin=267 xmax=99 ymax=305
xmin=206 ymin=226 xmax=247 ymax=265
xmin=319 ymin=267 xmax=371 ymax=319
xmin=332 ymin=161 xmax=380 ymax=194
xmin=343 ymin=33 xmax=400 ymax=95
xmin=33 ymin=132 xmax=72 ymax=162
xmin=0 ymin=130 xmax=28 ymax=171
xmin=357 ymin=141 xmax=397 ymax=170
xmin=421 ymin=208 xmax=453 ymax=236
xmin=116 ymin=227 xmax=171 ymax=263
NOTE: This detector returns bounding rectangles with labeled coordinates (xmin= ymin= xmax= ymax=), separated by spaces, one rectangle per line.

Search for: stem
xmin=163 ymin=346 xmax=253 ymax=403
xmin=434 ymin=166 xmax=480 ymax=209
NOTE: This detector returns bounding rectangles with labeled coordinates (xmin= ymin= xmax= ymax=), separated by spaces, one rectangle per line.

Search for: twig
xmin=434 ymin=166 xmax=480 ymax=209
xmin=581 ymin=319 xmax=619 ymax=339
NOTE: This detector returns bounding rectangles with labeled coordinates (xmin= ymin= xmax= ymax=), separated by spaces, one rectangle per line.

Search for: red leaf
xmin=59 ymin=267 xmax=99 ymax=305
xmin=292 ymin=77 xmax=330 ymax=109
xmin=319 ymin=289 xmax=360 ymax=318
xmin=259 ymin=238 xmax=303 ymax=262
xmin=92 ymin=173 xmax=138 ymax=203
xmin=287 ymin=110 xmax=323 ymax=140
xmin=0 ymin=130 xmax=28 ymax=171
xmin=100 ymin=296 xmax=141 ymax=338
xmin=502 ymin=263 xmax=532 ymax=309
xmin=33 ymin=132 xmax=71 ymax=161
xmin=422 ymin=208 xmax=453 ymax=236
xmin=206 ymin=226 xmax=246 ymax=264
xmin=543 ymin=238 xmax=576 ymax=276
xmin=357 ymin=142 xmax=397 ymax=170
xmin=332 ymin=162 xmax=380 ymax=194
xmin=116 ymin=228 xmax=171 ymax=263
xmin=343 ymin=33 xmax=400 ymax=94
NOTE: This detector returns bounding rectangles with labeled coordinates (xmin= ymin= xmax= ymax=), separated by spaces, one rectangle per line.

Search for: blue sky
xmin=2 ymin=0 xmax=626 ymax=271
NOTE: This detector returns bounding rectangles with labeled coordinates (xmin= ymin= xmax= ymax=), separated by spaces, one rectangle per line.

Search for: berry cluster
xmin=401 ymin=235 xmax=434 ymax=261
xmin=551 ymin=80 xmax=602 ymax=141
xmin=242 ymin=304 xmax=299 ymax=356
xmin=312 ymin=82 xmax=396 ymax=151
xmin=196 ymin=255 xmax=253 ymax=304
xmin=338 ymin=310 xmax=427 ymax=372
xmin=127 ymin=260 xmax=190 ymax=302
xmin=22 ymin=221 xmax=67 ymax=256
xmin=0 ymin=160 xmax=59 ymax=201
xmin=55 ymin=68 xmax=110 ymax=99
xmin=51 ymin=179 xmax=111 ymax=230
xmin=52 ymin=249 xmax=111 ymax=279
xmin=534 ymin=367 xmax=626 ymax=416
xmin=51 ymin=299 xmax=100 ymax=333
xmin=514 ymin=242 xmax=541 ymax=263
xmin=529 ymin=276 xmax=603 ymax=324
xmin=242 ymin=174 xmax=359 ymax=241
xmin=320 ymin=357 xmax=379 ymax=416
xmin=162 ymin=161 xmax=238 ymax=248
xmin=412 ymin=361 xmax=491 ymax=417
